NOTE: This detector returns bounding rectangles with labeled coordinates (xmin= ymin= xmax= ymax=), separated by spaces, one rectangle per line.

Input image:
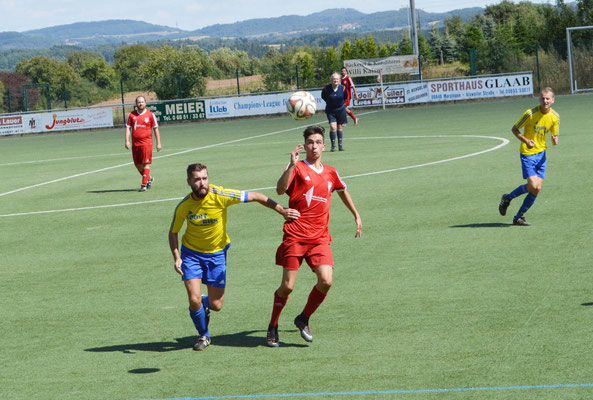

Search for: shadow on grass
xmin=581 ymin=302 xmax=593 ymax=306
xmin=84 ymin=329 xmax=307 ymax=353
xmin=87 ymin=189 xmax=138 ymax=193
xmin=450 ymin=222 xmax=512 ymax=228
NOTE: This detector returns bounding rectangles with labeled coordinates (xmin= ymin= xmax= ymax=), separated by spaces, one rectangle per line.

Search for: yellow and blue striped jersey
xmin=515 ymin=106 xmax=559 ymax=155
xmin=170 ymin=184 xmax=247 ymax=253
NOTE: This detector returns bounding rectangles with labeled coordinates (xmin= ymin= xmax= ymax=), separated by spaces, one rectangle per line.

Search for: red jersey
xmin=341 ymin=74 xmax=355 ymax=101
xmin=127 ymin=110 xmax=158 ymax=147
xmin=282 ymin=160 xmax=347 ymax=244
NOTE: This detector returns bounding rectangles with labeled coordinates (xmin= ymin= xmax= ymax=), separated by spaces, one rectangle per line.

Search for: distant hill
xmin=0 ymin=8 xmax=483 ymax=50
xmin=0 ymin=20 xmax=187 ymax=49
xmin=192 ymin=8 xmax=483 ymax=40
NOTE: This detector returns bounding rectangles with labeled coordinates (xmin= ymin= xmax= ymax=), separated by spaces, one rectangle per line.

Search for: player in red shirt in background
xmin=266 ymin=125 xmax=362 ymax=347
xmin=341 ymin=67 xmax=359 ymax=126
xmin=125 ymin=95 xmax=162 ymax=192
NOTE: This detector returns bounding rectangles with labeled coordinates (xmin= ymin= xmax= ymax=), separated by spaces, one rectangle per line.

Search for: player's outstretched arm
xmin=276 ymin=144 xmax=303 ymax=195
xmin=352 ymin=84 xmax=360 ymax=100
xmin=168 ymin=231 xmax=183 ymax=275
xmin=337 ymin=190 xmax=362 ymax=238
xmin=154 ymin=127 xmax=162 ymax=151
xmin=247 ymin=191 xmax=300 ymax=221
xmin=125 ymin=126 xmax=131 ymax=149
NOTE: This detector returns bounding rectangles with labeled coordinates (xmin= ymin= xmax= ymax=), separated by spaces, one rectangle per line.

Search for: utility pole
xmin=410 ymin=0 xmax=421 ymax=80
xmin=410 ymin=0 xmax=419 ymax=56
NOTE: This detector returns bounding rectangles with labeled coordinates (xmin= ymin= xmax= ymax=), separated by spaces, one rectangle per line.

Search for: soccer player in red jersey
xmin=266 ymin=125 xmax=362 ymax=347
xmin=125 ymin=96 xmax=162 ymax=192
xmin=341 ymin=67 xmax=359 ymax=126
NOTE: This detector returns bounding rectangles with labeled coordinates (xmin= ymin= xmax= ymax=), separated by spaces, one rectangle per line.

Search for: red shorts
xmin=132 ymin=145 xmax=153 ymax=165
xmin=275 ymin=241 xmax=334 ymax=270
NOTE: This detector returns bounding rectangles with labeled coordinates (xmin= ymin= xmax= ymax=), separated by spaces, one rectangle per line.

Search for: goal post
xmin=566 ymin=25 xmax=593 ymax=94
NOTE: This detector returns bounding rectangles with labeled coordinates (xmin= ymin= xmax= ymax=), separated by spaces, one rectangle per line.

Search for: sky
xmin=0 ymin=0 xmax=555 ymax=32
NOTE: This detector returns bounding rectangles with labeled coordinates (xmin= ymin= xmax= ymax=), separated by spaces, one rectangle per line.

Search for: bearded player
xmin=125 ymin=96 xmax=162 ymax=192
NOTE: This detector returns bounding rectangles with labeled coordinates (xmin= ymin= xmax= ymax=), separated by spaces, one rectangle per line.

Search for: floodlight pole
xmin=410 ymin=0 xmax=419 ymax=56
xmin=410 ymin=0 xmax=421 ymax=80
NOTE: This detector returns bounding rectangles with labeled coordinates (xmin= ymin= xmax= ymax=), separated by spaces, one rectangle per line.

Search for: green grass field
xmin=2 ymin=94 xmax=593 ymax=400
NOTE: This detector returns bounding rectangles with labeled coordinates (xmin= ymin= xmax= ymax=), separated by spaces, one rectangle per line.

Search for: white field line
xmin=0 ymin=110 xmax=380 ymax=197
xmin=343 ymin=135 xmax=510 ymax=179
xmin=0 ymin=123 xmax=318 ymax=198
xmin=0 ymin=152 xmax=129 ymax=167
xmin=0 ymin=134 xmax=508 ymax=218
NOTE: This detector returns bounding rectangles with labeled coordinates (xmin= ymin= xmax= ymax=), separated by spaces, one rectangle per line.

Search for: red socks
xmin=302 ymin=286 xmax=327 ymax=318
xmin=141 ymin=168 xmax=150 ymax=186
xmin=269 ymin=290 xmax=288 ymax=327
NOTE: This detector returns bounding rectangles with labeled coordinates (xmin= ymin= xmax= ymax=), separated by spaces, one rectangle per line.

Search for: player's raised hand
xmin=290 ymin=144 xmax=303 ymax=165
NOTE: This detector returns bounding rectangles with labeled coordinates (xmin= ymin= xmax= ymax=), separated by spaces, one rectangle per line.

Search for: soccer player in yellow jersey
xmin=499 ymin=87 xmax=559 ymax=226
xmin=169 ymin=163 xmax=300 ymax=351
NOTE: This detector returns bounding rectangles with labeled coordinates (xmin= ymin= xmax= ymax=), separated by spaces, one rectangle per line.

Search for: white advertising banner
xmin=427 ymin=73 xmax=533 ymax=102
xmin=0 ymin=108 xmax=113 ymax=136
xmin=352 ymin=73 xmax=533 ymax=107
xmin=345 ymin=55 xmax=420 ymax=77
xmin=0 ymin=115 xmax=25 ymax=136
xmin=354 ymin=82 xmax=429 ymax=107
xmin=205 ymin=91 xmax=324 ymax=119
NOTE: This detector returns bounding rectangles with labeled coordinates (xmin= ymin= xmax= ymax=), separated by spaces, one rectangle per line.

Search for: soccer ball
xmin=286 ymin=91 xmax=316 ymax=121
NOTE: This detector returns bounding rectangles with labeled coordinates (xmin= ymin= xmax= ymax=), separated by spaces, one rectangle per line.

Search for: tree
xmin=341 ymin=40 xmax=353 ymax=62
xmin=261 ymin=48 xmax=296 ymax=91
xmin=113 ymin=44 xmax=151 ymax=90
xmin=0 ymin=71 xmax=38 ymax=112
xmin=294 ymin=49 xmax=315 ymax=88
xmin=478 ymin=25 xmax=516 ymax=73
xmin=365 ymin=36 xmax=379 ymax=59
xmin=398 ymin=36 xmax=413 ymax=55
xmin=16 ymin=56 xmax=77 ymax=87
xmin=209 ymin=47 xmax=254 ymax=78
xmin=67 ymin=51 xmax=99 ymax=73
xmin=15 ymin=56 xmax=78 ymax=108
xmin=352 ymin=38 xmax=367 ymax=58
xmin=319 ymin=47 xmax=340 ymax=82
xmin=139 ymin=45 xmax=208 ymax=100
xmin=577 ymin=0 xmax=593 ymax=25
xmin=68 ymin=51 xmax=115 ymax=89
xmin=418 ymin=31 xmax=433 ymax=63
xmin=445 ymin=15 xmax=465 ymax=38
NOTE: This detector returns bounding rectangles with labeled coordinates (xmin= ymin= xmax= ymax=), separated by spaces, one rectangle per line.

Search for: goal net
xmin=567 ymin=26 xmax=593 ymax=93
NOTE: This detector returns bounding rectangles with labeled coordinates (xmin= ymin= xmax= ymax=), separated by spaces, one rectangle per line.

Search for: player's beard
xmin=192 ymin=186 xmax=208 ymax=199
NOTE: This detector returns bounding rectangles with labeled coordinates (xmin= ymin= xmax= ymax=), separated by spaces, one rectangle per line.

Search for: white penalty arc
xmin=0 ymin=134 xmax=508 ymax=217
xmin=343 ymin=134 xmax=510 ymax=179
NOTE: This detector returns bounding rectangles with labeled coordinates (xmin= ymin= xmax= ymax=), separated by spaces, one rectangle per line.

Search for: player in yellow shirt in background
xmin=499 ymin=87 xmax=559 ymax=226
xmin=169 ymin=163 xmax=300 ymax=351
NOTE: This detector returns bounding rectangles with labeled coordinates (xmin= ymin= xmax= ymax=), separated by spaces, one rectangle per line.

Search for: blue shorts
xmin=326 ymin=107 xmax=347 ymax=125
xmin=520 ymin=151 xmax=547 ymax=179
xmin=180 ymin=244 xmax=230 ymax=287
